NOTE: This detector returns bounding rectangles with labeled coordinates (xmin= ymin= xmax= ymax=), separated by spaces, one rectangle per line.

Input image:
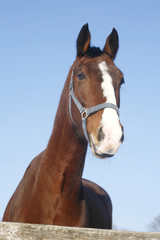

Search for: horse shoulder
xmin=82 ymin=178 xmax=112 ymax=229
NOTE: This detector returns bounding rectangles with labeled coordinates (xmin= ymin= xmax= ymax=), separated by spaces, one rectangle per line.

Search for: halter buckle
xmin=81 ymin=108 xmax=89 ymax=120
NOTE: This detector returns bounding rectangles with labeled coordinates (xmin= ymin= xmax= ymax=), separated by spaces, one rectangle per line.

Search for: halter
xmin=69 ymin=70 xmax=119 ymax=144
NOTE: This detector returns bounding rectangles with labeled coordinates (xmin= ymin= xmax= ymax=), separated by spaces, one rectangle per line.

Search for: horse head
xmin=69 ymin=23 xmax=124 ymax=159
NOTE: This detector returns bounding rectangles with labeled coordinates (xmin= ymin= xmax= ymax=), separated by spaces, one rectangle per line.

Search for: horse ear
xmin=76 ymin=23 xmax=91 ymax=57
xmin=103 ymin=28 xmax=119 ymax=60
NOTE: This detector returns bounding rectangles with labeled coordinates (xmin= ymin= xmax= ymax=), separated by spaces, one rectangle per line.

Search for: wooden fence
xmin=0 ymin=222 xmax=160 ymax=240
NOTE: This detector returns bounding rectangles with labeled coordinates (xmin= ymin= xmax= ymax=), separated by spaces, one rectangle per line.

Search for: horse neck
xmin=40 ymin=68 xmax=87 ymax=197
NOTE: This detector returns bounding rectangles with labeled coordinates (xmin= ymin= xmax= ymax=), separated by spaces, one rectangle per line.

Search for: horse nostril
xmin=97 ymin=127 xmax=105 ymax=141
xmin=120 ymin=132 xmax=124 ymax=143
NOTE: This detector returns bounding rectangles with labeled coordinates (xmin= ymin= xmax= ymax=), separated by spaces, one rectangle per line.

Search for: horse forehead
xmin=75 ymin=57 xmax=121 ymax=81
xmin=76 ymin=59 xmax=103 ymax=75
xmin=86 ymin=58 xmax=118 ymax=72
xmin=95 ymin=60 xmax=119 ymax=80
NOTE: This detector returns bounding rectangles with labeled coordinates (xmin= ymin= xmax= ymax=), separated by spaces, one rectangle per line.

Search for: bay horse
xmin=3 ymin=23 xmax=124 ymax=229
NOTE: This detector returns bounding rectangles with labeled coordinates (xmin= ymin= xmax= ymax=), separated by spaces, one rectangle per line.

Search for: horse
xmin=3 ymin=23 xmax=124 ymax=229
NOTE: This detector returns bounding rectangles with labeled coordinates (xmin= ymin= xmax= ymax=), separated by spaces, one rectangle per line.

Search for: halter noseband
xmin=69 ymin=70 xmax=119 ymax=144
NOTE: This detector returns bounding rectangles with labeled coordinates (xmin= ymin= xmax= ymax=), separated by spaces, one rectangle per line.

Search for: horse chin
xmin=90 ymin=138 xmax=114 ymax=159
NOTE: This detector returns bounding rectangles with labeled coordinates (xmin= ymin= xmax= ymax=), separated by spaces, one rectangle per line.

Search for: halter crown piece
xmin=69 ymin=70 xmax=119 ymax=145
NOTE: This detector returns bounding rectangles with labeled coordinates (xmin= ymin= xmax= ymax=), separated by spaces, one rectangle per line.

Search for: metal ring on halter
xmin=81 ymin=109 xmax=89 ymax=120
xmin=69 ymin=69 xmax=119 ymax=145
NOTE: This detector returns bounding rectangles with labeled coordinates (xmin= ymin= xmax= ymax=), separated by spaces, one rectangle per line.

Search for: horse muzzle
xmin=90 ymin=125 xmax=124 ymax=159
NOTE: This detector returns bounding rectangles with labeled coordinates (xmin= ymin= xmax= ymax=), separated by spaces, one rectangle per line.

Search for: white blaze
xmin=99 ymin=61 xmax=117 ymax=105
xmin=97 ymin=61 xmax=122 ymax=155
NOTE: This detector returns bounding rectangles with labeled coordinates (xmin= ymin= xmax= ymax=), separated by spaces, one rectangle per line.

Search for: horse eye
xmin=120 ymin=77 xmax=125 ymax=85
xmin=77 ymin=73 xmax=86 ymax=80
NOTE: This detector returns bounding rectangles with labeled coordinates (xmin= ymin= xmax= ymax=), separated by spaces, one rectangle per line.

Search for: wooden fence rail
xmin=0 ymin=222 xmax=160 ymax=240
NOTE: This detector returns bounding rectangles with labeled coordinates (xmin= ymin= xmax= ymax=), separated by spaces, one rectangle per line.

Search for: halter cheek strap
xmin=69 ymin=71 xmax=119 ymax=144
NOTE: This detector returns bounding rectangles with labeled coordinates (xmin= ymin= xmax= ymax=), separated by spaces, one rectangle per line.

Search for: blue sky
xmin=1 ymin=0 xmax=160 ymax=232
